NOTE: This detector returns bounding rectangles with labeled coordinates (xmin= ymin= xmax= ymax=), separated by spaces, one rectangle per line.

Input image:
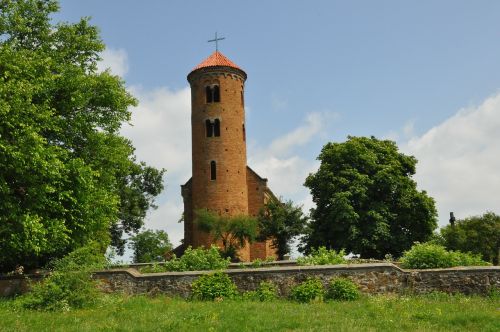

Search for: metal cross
xmin=208 ymin=32 xmax=225 ymax=52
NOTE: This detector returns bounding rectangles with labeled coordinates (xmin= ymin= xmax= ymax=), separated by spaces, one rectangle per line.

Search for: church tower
xmin=181 ymin=50 xmax=276 ymax=261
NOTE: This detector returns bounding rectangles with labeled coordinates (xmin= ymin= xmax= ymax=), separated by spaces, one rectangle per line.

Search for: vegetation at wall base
xmin=13 ymin=244 xmax=106 ymax=311
xmin=326 ymin=278 xmax=360 ymax=301
xmin=400 ymin=242 xmax=491 ymax=269
xmin=290 ymin=277 xmax=325 ymax=303
xmin=190 ymin=272 xmax=238 ymax=301
xmin=2 ymin=294 xmax=498 ymax=331
xmin=297 ymin=246 xmax=347 ymax=265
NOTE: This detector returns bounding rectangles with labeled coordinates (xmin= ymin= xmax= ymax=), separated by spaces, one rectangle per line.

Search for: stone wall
xmin=92 ymin=263 xmax=500 ymax=298
xmin=2 ymin=263 xmax=498 ymax=298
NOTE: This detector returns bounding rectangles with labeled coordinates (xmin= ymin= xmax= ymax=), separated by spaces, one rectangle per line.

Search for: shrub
xmin=15 ymin=244 xmax=106 ymax=311
xmin=191 ymin=272 xmax=238 ymax=301
xmin=290 ymin=277 xmax=324 ymax=303
xmin=400 ymin=243 xmax=490 ymax=269
xmin=138 ymin=246 xmax=230 ymax=273
xmin=326 ymin=278 xmax=360 ymax=301
xmin=297 ymin=247 xmax=347 ymax=266
xmin=256 ymin=281 xmax=278 ymax=301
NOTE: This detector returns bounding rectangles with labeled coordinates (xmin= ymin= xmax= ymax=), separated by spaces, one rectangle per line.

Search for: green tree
xmin=257 ymin=198 xmax=307 ymax=260
xmin=441 ymin=212 xmax=500 ymax=265
xmin=0 ymin=0 xmax=164 ymax=272
xmin=195 ymin=209 xmax=258 ymax=261
xmin=303 ymin=136 xmax=437 ymax=259
xmin=129 ymin=229 xmax=172 ymax=263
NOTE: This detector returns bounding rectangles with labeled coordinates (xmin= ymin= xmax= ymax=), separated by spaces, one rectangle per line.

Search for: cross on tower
xmin=208 ymin=32 xmax=225 ymax=52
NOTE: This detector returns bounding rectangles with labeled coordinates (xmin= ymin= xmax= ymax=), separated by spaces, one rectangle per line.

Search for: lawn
xmin=0 ymin=293 xmax=498 ymax=331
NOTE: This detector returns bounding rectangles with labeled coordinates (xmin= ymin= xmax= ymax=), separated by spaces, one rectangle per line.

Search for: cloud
xmin=249 ymin=111 xmax=335 ymax=204
xmin=401 ymin=92 xmax=500 ymax=226
xmin=120 ymin=85 xmax=191 ymax=248
xmin=98 ymin=48 xmax=129 ymax=77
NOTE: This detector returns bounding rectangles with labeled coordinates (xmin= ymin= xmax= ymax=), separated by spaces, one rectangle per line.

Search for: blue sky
xmin=55 ymin=1 xmax=500 ymax=252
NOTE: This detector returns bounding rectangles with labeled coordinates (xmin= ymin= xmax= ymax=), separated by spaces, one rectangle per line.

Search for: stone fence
xmin=2 ymin=263 xmax=498 ymax=298
xmin=93 ymin=263 xmax=499 ymax=298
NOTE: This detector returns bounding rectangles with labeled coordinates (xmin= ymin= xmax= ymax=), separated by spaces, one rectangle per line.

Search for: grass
xmin=0 ymin=293 xmax=499 ymax=331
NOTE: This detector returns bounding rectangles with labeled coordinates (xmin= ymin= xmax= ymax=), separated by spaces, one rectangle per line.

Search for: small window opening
xmin=214 ymin=119 xmax=220 ymax=137
xmin=213 ymin=85 xmax=220 ymax=102
xmin=241 ymin=90 xmax=244 ymax=106
xmin=206 ymin=119 xmax=213 ymax=137
xmin=242 ymin=124 xmax=246 ymax=141
xmin=205 ymin=86 xmax=213 ymax=103
xmin=210 ymin=161 xmax=216 ymax=180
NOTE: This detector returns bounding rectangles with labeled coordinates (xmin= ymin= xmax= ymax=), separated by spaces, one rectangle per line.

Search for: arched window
xmin=205 ymin=85 xmax=220 ymax=103
xmin=213 ymin=85 xmax=220 ymax=102
xmin=242 ymin=123 xmax=246 ymax=141
xmin=205 ymin=86 xmax=213 ymax=103
xmin=205 ymin=119 xmax=213 ymax=137
xmin=210 ymin=161 xmax=216 ymax=180
xmin=214 ymin=119 xmax=220 ymax=137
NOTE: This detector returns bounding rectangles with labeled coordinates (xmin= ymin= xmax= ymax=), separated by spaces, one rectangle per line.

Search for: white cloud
xmin=402 ymin=93 xmax=500 ymax=226
xmin=98 ymin=48 xmax=129 ymax=77
xmin=249 ymin=111 xmax=335 ymax=203
xmin=120 ymin=84 xmax=191 ymax=248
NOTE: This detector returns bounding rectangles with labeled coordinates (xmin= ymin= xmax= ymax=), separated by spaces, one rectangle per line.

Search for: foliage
xmin=290 ymin=277 xmax=325 ymax=303
xmin=241 ymin=281 xmax=278 ymax=302
xmin=326 ymin=278 xmax=360 ymax=301
xmin=14 ymin=243 xmax=106 ymax=311
xmin=440 ymin=212 xmax=500 ymax=265
xmin=297 ymin=246 xmax=347 ymax=266
xmin=257 ymin=197 xmax=307 ymax=260
xmin=191 ymin=272 xmax=238 ymax=301
xmin=303 ymin=136 xmax=438 ymax=259
xmin=400 ymin=243 xmax=490 ymax=269
xmin=249 ymin=256 xmax=276 ymax=268
xmin=195 ymin=209 xmax=258 ymax=261
xmin=128 ymin=229 xmax=172 ymax=263
xmin=0 ymin=0 xmax=165 ymax=271
xmin=139 ymin=246 xmax=230 ymax=273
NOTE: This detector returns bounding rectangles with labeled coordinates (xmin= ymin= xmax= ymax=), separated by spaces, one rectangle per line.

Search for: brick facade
xmin=181 ymin=52 xmax=276 ymax=261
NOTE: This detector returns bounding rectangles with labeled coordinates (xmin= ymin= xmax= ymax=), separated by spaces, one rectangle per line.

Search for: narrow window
xmin=205 ymin=86 xmax=213 ymax=103
xmin=241 ymin=90 xmax=244 ymax=107
xmin=210 ymin=161 xmax=216 ymax=180
xmin=214 ymin=119 xmax=220 ymax=137
xmin=213 ymin=85 xmax=220 ymax=102
xmin=242 ymin=123 xmax=246 ymax=141
xmin=205 ymin=119 xmax=213 ymax=137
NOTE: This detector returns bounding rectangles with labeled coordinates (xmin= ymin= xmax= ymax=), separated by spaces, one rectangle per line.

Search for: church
xmin=180 ymin=50 xmax=277 ymax=261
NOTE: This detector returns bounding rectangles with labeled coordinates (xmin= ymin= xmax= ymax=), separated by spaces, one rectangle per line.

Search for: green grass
xmin=0 ymin=293 xmax=499 ymax=331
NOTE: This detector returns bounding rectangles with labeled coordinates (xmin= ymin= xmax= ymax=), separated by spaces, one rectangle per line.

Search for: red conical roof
xmin=191 ymin=51 xmax=242 ymax=72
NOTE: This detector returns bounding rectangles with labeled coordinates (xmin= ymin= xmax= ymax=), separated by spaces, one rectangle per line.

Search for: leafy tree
xmin=129 ymin=229 xmax=172 ymax=263
xmin=303 ymin=136 xmax=437 ymax=259
xmin=195 ymin=209 xmax=258 ymax=261
xmin=257 ymin=198 xmax=307 ymax=260
xmin=0 ymin=0 xmax=164 ymax=272
xmin=440 ymin=212 xmax=500 ymax=265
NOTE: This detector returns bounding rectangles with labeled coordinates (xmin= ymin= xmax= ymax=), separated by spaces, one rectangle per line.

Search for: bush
xmin=290 ymin=277 xmax=324 ymax=303
xmin=139 ymin=246 xmax=230 ymax=273
xmin=326 ymin=278 xmax=360 ymax=301
xmin=297 ymin=247 xmax=347 ymax=266
xmin=400 ymin=243 xmax=491 ymax=269
xmin=191 ymin=272 xmax=238 ymax=301
xmin=241 ymin=281 xmax=278 ymax=301
xmin=15 ymin=244 xmax=106 ymax=311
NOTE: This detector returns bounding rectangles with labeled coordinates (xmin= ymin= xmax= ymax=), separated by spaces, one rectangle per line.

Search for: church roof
xmin=191 ymin=51 xmax=243 ymax=72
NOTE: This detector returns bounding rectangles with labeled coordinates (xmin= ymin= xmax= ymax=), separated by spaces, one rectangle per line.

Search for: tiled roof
xmin=191 ymin=51 xmax=242 ymax=72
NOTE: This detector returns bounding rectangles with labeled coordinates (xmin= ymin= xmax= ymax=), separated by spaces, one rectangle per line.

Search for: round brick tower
xmin=187 ymin=51 xmax=249 ymax=252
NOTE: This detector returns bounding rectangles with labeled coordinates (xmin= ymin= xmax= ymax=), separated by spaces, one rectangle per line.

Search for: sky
xmin=54 ymin=1 xmax=500 ymax=254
